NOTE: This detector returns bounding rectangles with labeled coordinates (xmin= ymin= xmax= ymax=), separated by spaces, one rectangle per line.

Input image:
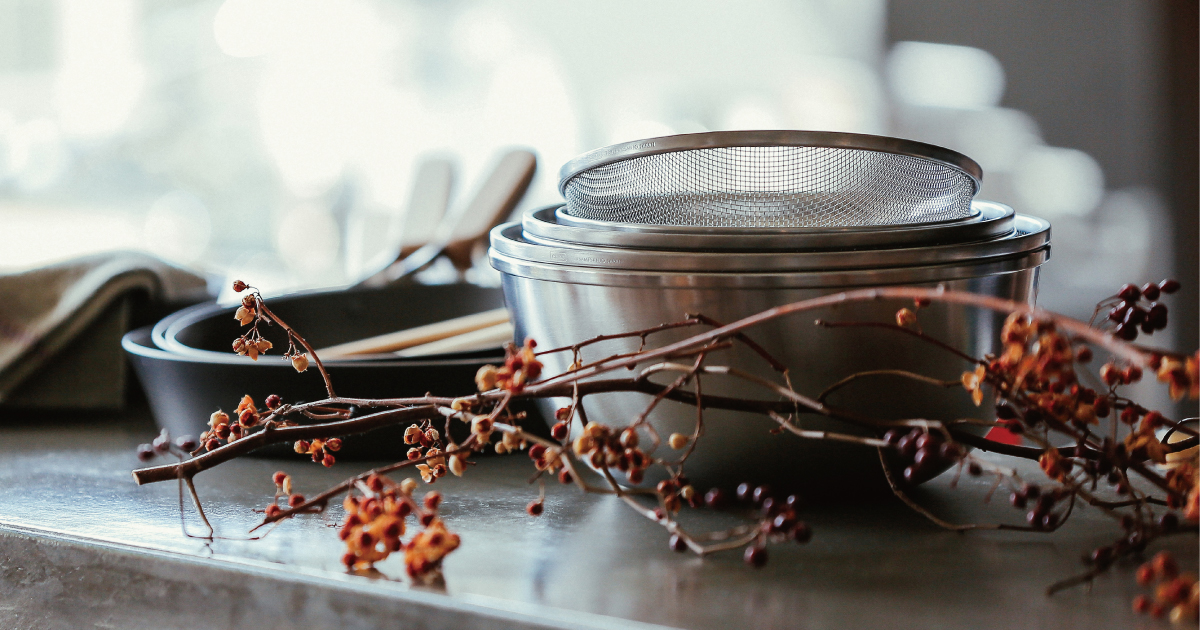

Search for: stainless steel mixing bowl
xmin=489 ymin=203 xmax=1050 ymax=492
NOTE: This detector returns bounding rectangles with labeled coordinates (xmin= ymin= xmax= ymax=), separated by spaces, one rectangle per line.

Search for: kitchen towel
xmin=0 ymin=252 xmax=210 ymax=408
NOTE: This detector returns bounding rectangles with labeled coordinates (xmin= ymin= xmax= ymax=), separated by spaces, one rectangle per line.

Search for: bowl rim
xmin=558 ymin=130 xmax=983 ymax=195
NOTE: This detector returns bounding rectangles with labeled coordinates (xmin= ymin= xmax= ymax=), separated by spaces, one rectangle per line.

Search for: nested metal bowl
xmin=489 ymin=203 xmax=1051 ymax=492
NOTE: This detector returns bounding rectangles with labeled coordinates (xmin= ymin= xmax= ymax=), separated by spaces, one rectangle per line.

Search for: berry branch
xmin=131 ymin=279 xmax=1198 ymax=616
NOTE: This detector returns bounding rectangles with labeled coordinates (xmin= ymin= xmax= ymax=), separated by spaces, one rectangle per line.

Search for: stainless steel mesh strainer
xmin=558 ymin=131 xmax=983 ymax=228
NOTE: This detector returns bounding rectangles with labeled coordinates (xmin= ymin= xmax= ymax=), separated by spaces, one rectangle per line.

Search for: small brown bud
xmin=291 ymin=353 xmax=310 ymax=373
xmin=209 ymin=410 xmax=230 ymax=428
xmin=572 ymin=435 xmax=594 ymax=456
xmin=234 ymin=306 xmax=255 ymax=326
xmin=232 ymin=280 xmax=248 ymax=292
xmin=619 ymin=427 xmax=639 ymax=448
xmin=896 ymin=307 xmax=918 ymax=328
xmin=399 ymin=478 xmax=418 ymax=495
xmin=475 ymin=364 xmax=498 ymax=391
xmin=325 ymin=438 xmax=342 ymax=452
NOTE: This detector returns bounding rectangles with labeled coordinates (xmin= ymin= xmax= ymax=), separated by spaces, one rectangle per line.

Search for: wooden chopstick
xmin=394 ymin=321 xmax=513 ymax=357
xmin=315 ymin=307 xmax=510 ymax=358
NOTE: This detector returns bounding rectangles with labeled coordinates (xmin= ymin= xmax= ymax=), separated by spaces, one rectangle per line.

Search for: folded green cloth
xmin=0 ymin=252 xmax=209 ymax=408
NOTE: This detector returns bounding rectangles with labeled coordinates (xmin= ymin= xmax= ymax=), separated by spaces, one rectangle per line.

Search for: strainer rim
xmin=557 ymin=130 xmax=983 ymax=197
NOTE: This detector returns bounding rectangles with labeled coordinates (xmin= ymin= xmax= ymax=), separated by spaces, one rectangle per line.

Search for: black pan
xmin=123 ymin=283 xmax=540 ymax=459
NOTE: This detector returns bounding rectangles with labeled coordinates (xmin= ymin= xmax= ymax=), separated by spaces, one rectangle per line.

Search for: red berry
xmin=1158 ymin=278 xmax=1180 ymax=294
xmin=232 ymin=280 xmax=248 ymax=292
xmin=288 ymin=494 xmax=305 ymax=507
xmin=526 ymin=500 xmax=544 ymax=516
xmin=1125 ymin=365 xmax=1143 ymax=383
xmin=1141 ymin=282 xmax=1160 ymax=301
xmin=669 ymin=534 xmax=687 ymax=552
xmin=557 ymin=469 xmax=572 ymax=484
xmin=550 ymin=422 xmax=569 ymax=441
xmin=1136 ymin=563 xmax=1156 ymax=585
xmin=1146 ymin=303 xmax=1168 ymax=330
xmin=1133 ymin=595 xmax=1151 ymax=614
xmin=704 ymin=488 xmax=727 ymax=509
xmin=1118 ymin=283 xmax=1141 ymax=301
xmin=265 ymin=394 xmax=282 ymax=409
xmin=791 ymin=522 xmax=812 ymax=543
xmin=743 ymin=545 xmax=768 ymax=567
xmin=528 ymin=444 xmax=547 ymax=460
xmin=1123 ymin=306 xmax=1146 ymax=327
xmin=272 ymin=471 xmax=288 ymax=485
xmin=1151 ymin=552 xmax=1178 ymax=579
xmin=423 ymin=492 xmax=442 ymax=510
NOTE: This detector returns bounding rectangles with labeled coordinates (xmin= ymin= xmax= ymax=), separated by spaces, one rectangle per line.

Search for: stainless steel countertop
xmin=0 ymin=408 xmax=1194 ymax=629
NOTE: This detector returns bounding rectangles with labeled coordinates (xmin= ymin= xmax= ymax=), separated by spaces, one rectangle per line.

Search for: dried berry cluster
xmin=883 ymin=428 xmax=963 ymax=485
xmin=570 ymin=421 xmax=652 ymax=485
xmin=293 ymin=436 xmax=342 ymax=467
xmin=200 ymin=395 xmax=264 ymax=450
xmin=959 ymin=307 xmax=1199 ymax=526
xmin=336 ymin=475 xmax=460 ymax=580
xmin=475 ymin=339 xmax=542 ymax=393
xmin=1132 ymin=552 xmax=1199 ymax=623
xmin=136 ymin=428 xmax=197 ymax=462
xmin=1098 ymin=279 xmax=1180 ymax=341
xmin=231 ymin=282 xmax=310 ymax=373
xmin=708 ymin=484 xmax=813 ymax=567
xmin=403 ymin=423 xmax=454 ymax=483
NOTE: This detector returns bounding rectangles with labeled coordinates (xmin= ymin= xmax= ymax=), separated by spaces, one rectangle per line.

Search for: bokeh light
xmin=887 ymin=41 xmax=1005 ymax=109
xmin=1012 ymin=146 xmax=1105 ymax=217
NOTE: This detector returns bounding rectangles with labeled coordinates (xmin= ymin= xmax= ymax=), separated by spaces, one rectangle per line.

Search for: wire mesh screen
xmin=562 ymin=146 xmax=977 ymax=228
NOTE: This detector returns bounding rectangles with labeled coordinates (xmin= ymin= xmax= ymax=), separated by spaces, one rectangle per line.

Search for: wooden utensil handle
xmin=316 ymin=307 xmax=510 ymax=358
